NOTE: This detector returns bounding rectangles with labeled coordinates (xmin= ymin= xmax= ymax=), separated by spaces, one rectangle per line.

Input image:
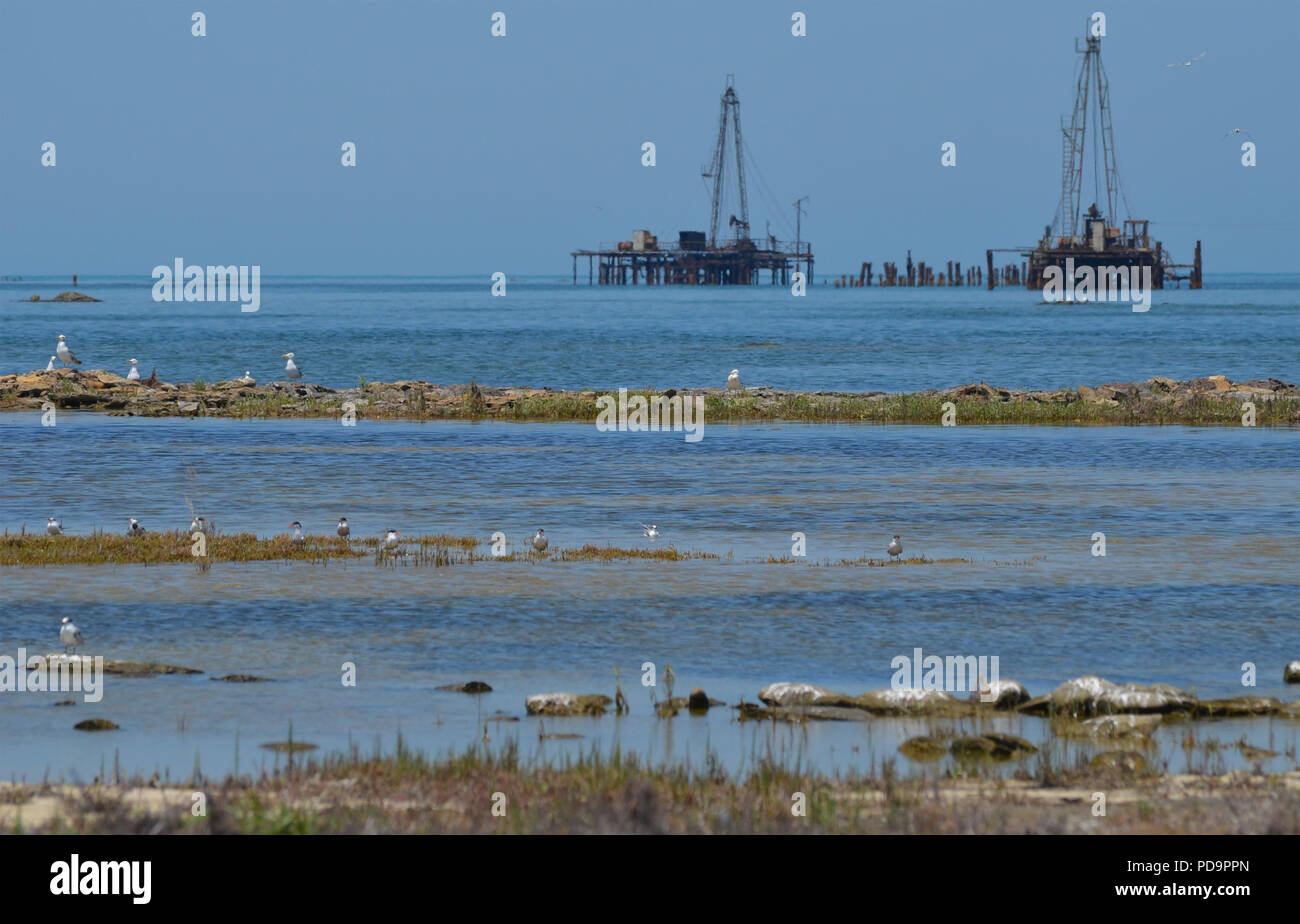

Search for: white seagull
xmin=126 ymin=358 xmax=141 ymax=381
xmin=531 ymin=529 xmax=548 ymax=552
xmin=127 ymin=517 xmax=146 ymax=536
xmin=887 ymin=535 xmax=903 ymax=561
xmin=55 ymin=335 xmax=81 ymax=366
xmin=238 ymin=370 xmax=256 ymax=386
xmin=337 ymin=517 xmax=350 ymax=539
xmin=1165 ymin=50 xmax=1207 ymax=68
xmin=282 ymin=352 xmax=302 ymax=379
xmin=382 ymin=528 xmax=401 ymax=550
xmin=639 ymin=523 xmax=660 ymax=541
xmin=44 ymin=356 xmax=56 ymax=372
xmin=46 ymin=517 xmax=63 ymax=535
xmin=726 ymin=368 xmax=743 ymax=392
xmin=289 ymin=521 xmax=305 ymax=545
xmin=1222 ymin=128 xmax=1252 ymax=140
xmin=59 ymin=617 xmax=84 ymax=654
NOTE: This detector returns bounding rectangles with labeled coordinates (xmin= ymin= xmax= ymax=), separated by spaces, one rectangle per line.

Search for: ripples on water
xmin=0 ymin=413 xmax=1296 ymax=779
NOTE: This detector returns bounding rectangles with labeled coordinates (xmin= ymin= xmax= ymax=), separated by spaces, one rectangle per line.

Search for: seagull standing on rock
xmin=56 ymin=335 xmax=81 ymax=366
xmin=127 ymin=517 xmax=145 ymax=536
xmin=887 ymin=535 xmax=903 ymax=561
xmin=282 ymin=352 xmax=302 ymax=380
xmin=45 ymin=356 xmax=56 ymax=372
xmin=46 ymin=517 xmax=63 ymax=535
xmin=531 ymin=529 xmax=548 ymax=552
xmin=60 ymin=617 xmax=84 ymax=655
xmin=126 ymin=359 xmax=141 ymax=381
xmin=727 ymin=369 xmax=743 ymax=392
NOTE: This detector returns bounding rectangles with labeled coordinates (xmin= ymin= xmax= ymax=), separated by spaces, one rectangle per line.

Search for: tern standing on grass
xmin=531 ymin=529 xmax=548 ymax=552
xmin=46 ymin=517 xmax=63 ymax=535
xmin=887 ymin=535 xmax=903 ymax=561
xmin=337 ymin=517 xmax=350 ymax=539
xmin=290 ymin=522 xmax=305 ymax=546
xmin=383 ymin=528 xmax=401 ymax=550
xmin=127 ymin=518 xmax=145 ymax=536
xmin=60 ymin=617 xmax=84 ymax=654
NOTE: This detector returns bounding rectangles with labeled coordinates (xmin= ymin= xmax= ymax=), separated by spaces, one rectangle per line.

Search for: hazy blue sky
xmin=3 ymin=0 xmax=1297 ymax=275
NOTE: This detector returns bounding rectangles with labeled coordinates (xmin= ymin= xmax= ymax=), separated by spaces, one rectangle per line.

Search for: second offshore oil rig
xmin=571 ymin=77 xmax=813 ymax=286
xmin=988 ymin=26 xmax=1202 ymax=291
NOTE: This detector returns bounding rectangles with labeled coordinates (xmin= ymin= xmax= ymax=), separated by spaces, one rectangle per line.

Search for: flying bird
xmin=1222 ymin=128 xmax=1252 ymax=140
xmin=127 ymin=517 xmax=145 ymax=536
xmin=126 ymin=359 xmax=140 ymax=381
xmin=639 ymin=523 xmax=660 ymax=541
xmin=46 ymin=517 xmax=63 ymax=536
xmin=1165 ymin=50 xmax=1207 ymax=67
xmin=59 ymin=617 xmax=84 ymax=654
xmin=887 ymin=535 xmax=903 ymax=561
xmin=44 ymin=356 xmax=56 ymax=372
xmin=531 ymin=529 xmax=548 ymax=552
xmin=289 ymin=521 xmax=305 ymax=545
xmin=337 ymin=517 xmax=350 ymax=539
xmin=55 ymin=335 xmax=81 ymax=366
xmin=726 ymin=369 xmax=743 ymax=392
xmin=282 ymin=352 xmax=302 ymax=379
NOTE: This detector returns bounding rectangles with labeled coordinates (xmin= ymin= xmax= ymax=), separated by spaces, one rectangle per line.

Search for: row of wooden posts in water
xmin=833 ymin=255 xmax=1025 ymax=288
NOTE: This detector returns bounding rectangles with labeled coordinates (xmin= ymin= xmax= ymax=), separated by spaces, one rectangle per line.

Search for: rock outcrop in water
xmin=524 ymin=692 xmax=612 ymax=716
xmin=0 ymin=369 xmax=1295 ymax=424
xmin=1018 ymin=675 xmax=1196 ymax=717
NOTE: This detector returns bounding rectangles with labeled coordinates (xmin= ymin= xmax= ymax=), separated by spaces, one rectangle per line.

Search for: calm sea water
xmin=2 ymin=273 xmax=1298 ymax=391
xmin=0 ymin=412 xmax=1296 ymax=781
xmin=0 ymin=276 xmax=1297 ymax=782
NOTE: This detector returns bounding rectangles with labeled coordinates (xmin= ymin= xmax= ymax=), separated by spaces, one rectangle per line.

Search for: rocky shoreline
xmin=1 ymin=368 xmax=1296 ymax=424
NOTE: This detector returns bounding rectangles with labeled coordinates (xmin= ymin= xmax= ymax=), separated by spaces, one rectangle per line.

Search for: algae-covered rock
xmin=436 ymin=681 xmax=493 ymax=693
xmin=971 ymin=678 xmax=1030 ymax=709
xmin=856 ymin=687 xmax=967 ymax=716
xmin=101 ymin=660 xmax=203 ymax=678
xmin=1055 ymin=714 xmax=1163 ymax=740
xmin=758 ymin=682 xmax=857 ymax=708
xmin=950 ymin=733 xmax=1037 ymax=761
xmin=524 ymin=692 xmax=612 ymax=716
xmin=1090 ymin=750 xmax=1151 ymax=775
xmin=735 ymin=702 xmax=870 ymax=722
xmin=899 ymin=736 xmax=949 ymax=761
xmin=1019 ymin=675 xmax=1195 ymax=717
xmin=210 ymin=674 xmax=272 ymax=683
xmin=74 ymin=718 xmax=119 ymax=731
xmin=1194 ymin=697 xmax=1282 ymax=718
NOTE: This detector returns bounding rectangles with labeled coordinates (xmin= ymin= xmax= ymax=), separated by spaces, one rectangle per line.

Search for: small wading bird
xmin=531 ymin=528 xmax=548 ymax=552
xmin=1222 ymin=128 xmax=1252 ymax=140
xmin=640 ymin=523 xmax=660 ymax=541
xmin=289 ymin=521 xmax=305 ymax=545
xmin=127 ymin=517 xmax=145 ymax=536
xmin=1165 ymin=50 xmax=1207 ymax=67
xmin=126 ymin=358 xmax=140 ymax=381
xmin=383 ymin=528 xmax=401 ymax=550
xmin=887 ymin=535 xmax=903 ymax=561
xmin=44 ymin=356 xmax=56 ymax=372
xmin=282 ymin=352 xmax=302 ymax=379
xmin=727 ymin=368 xmax=743 ymax=391
xmin=337 ymin=517 xmax=350 ymax=539
xmin=55 ymin=335 xmax=81 ymax=366
xmin=46 ymin=517 xmax=63 ymax=536
xmin=59 ymin=617 xmax=84 ymax=655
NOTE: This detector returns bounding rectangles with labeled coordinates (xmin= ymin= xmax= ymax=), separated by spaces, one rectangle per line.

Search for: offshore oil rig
xmin=987 ymin=26 xmax=1202 ymax=291
xmin=571 ymin=77 xmax=813 ymax=286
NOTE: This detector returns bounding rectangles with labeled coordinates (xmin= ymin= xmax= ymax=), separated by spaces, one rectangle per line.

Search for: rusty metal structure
xmin=572 ymin=77 xmax=813 ymax=286
xmin=988 ymin=26 xmax=1201 ymax=291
